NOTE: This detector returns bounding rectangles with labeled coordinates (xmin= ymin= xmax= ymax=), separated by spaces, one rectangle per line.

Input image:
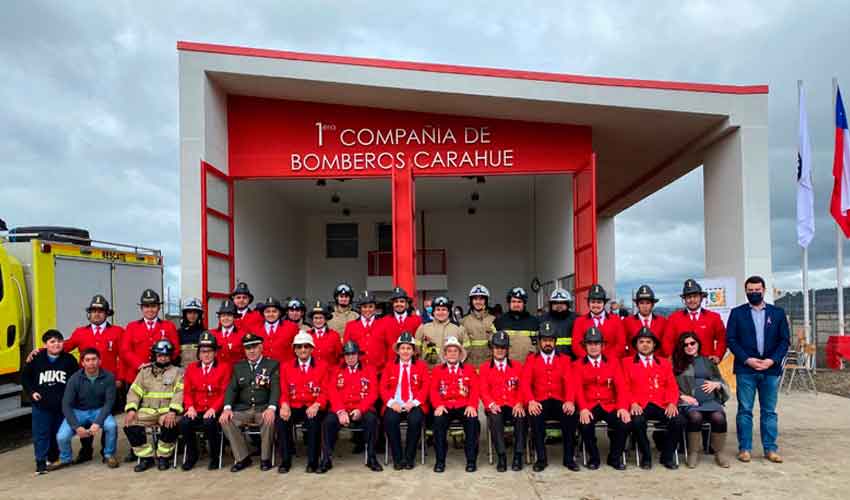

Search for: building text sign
xmin=228 ymin=97 xmax=591 ymax=178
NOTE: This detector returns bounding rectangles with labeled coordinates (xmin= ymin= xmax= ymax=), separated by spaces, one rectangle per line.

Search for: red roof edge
xmin=177 ymin=41 xmax=769 ymax=95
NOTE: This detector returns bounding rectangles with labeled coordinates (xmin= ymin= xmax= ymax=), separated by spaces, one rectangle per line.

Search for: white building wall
xmin=533 ymin=175 xmax=574 ymax=302
xmin=233 ymin=182 xmax=305 ymax=301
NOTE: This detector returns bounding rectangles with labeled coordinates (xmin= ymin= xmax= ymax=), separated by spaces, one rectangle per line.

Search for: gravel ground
xmin=814 ymin=369 xmax=850 ymax=398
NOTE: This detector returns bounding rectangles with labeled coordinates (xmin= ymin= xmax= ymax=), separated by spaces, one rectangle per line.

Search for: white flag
xmin=797 ymin=84 xmax=815 ymax=248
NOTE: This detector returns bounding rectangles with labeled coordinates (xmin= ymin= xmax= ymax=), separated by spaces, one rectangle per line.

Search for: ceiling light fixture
xmin=331 ymin=193 xmax=341 ymax=204
xmin=471 ymin=191 xmax=480 ymax=202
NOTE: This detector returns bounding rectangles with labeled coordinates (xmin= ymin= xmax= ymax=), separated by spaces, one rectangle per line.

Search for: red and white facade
xmin=179 ymin=41 xmax=772 ymax=316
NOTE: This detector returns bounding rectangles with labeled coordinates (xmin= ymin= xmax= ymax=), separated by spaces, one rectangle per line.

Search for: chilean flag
xmin=831 ymin=86 xmax=850 ymax=237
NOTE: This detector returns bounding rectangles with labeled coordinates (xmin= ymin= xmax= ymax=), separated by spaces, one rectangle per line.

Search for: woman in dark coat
xmin=672 ymin=332 xmax=730 ymax=468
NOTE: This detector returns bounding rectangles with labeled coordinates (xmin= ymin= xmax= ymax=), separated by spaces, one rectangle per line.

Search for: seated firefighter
xmin=123 ymin=339 xmax=184 ymax=472
xmin=219 ymin=332 xmax=280 ymax=473
xmin=429 ymin=336 xmax=480 ymax=473
xmin=321 ymin=340 xmax=383 ymax=472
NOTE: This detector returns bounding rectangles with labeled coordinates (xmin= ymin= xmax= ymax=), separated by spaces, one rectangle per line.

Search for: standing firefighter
xmin=178 ymin=297 xmax=205 ymax=366
xmin=123 ymin=339 xmax=184 ymax=472
xmin=623 ymin=285 xmax=668 ymax=357
xmin=210 ymin=299 xmax=246 ymax=367
xmin=230 ymin=282 xmax=263 ymax=333
xmin=308 ymin=301 xmax=342 ymax=366
xmin=461 ymin=284 xmax=496 ymax=366
xmin=540 ymin=288 xmax=577 ymax=358
xmin=571 ymin=284 xmax=626 ymax=359
xmin=328 ymin=283 xmax=359 ymax=338
xmin=663 ymin=279 xmax=727 ymax=363
xmin=414 ymin=296 xmax=466 ymax=367
xmin=121 ymin=289 xmax=180 ymax=389
xmin=493 ymin=287 xmax=539 ymax=362
xmin=381 ymin=287 xmax=422 ymax=364
xmin=343 ymin=291 xmax=388 ymax=369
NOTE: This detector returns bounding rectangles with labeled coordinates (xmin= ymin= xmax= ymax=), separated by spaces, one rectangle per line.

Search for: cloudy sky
xmin=2 ymin=1 xmax=849 ymax=309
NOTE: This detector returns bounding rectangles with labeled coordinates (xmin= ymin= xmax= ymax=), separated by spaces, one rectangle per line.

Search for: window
xmin=377 ymin=223 xmax=392 ymax=252
xmin=326 ymin=223 xmax=358 ymax=258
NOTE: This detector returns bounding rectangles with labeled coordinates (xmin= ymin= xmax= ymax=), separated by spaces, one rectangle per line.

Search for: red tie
xmin=690 ymin=312 xmax=698 ymax=322
xmin=302 ymin=364 xmax=308 ymax=374
xmin=500 ymin=363 xmax=506 ymax=374
xmin=95 ymin=326 xmax=102 ymax=335
xmin=366 ymin=319 xmax=372 ymax=328
xmin=146 ymin=321 xmax=154 ymax=331
xmin=642 ymin=318 xmax=649 ymax=327
xmin=269 ymin=325 xmax=276 ymax=335
xmin=401 ymin=364 xmax=411 ymax=401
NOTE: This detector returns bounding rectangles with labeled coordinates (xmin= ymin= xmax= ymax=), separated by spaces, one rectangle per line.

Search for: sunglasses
xmin=684 ymin=341 xmax=698 ymax=347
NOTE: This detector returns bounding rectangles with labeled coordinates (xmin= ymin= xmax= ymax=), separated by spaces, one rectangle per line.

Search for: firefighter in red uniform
xmin=574 ymin=326 xmax=631 ymax=470
xmin=308 ymin=301 xmax=342 ymax=366
xmin=179 ymin=332 xmax=232 ymax=470
xmin=285 ymin=297 xmax=310 ymax=332
xmin=522 ymin=321 xmax=580 ymax=472
xmin=662 ymin=279 xmax=727 ymax=363
xmin=210 ymin=299 xmax=245 ymax=367
xmin=382 ymin=287 xmax=422 ymax=364
xmin=480 ymin=330 xmax=527 ymax=472
xmin=622 ymin=327 xmax=683 ymax=470
xmin=623 ymin=285 xmax=668 ymax=357
xmin=571 ymin=284 xmax=626 ymax=359
xmin=256 ymin=296 xmax=293 ymax=363
xmin=231 ymin=282 xmax=263 ymax=333
xmin=277 ymin=332 xmax=328 ymax=473
xmin=343 ymin=291 xmax=387 ymax=369
xmin=430 ymin=336 xmax=480 ymax=473
xmin=381 ymin=332 xmax=429 ymax=470
xmin=321 ymin=340 xmax=383 ymax=472
xmin=63 ymin=294 xmax=124 ymax=462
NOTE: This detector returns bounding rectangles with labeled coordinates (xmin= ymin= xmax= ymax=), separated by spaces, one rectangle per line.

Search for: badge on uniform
xmin=107 ymin=340 xmax=113 ymax=351
xmin=506 ymin=377 xmax=519 ymax=390
xmin=255 ymin=368 xmax=270 ymax=388
xmin=459 ymin=377 xmax=469 ymax=397
xmin=438 ymin=380 xmax=447 ymax=396
xmin=337 ymin=373 xmax=345 ymax=388
xmin=289 ymin=383 xmax=296 ymax=396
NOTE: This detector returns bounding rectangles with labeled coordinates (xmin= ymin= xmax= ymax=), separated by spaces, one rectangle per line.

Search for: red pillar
xmin=392 ymin=166 xmax=417 ymax=301
xmin=572 ymin=154 xmax=597 ymax=315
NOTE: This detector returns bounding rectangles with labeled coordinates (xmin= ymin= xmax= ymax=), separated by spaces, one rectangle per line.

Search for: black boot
xmin=511 ymin=454 xmax=523 ymax=471
xmin=533 ymin=460 xmax=547 ymax=472
xmin=318 ymin=458 xmax=333 ymax=473
xmin=433 ymin=461 xmax=445 ymax=473
xmin=366 ymin=456 xmax=384 ymax=472
xmin=496 ymin=454 xmax=507 ymax=472
xmin=465 ymin=461 xmax=477 ymax=473
xmin=134 ymin=457 xmax=154 ymax=473
xmin=157 ymin=457 xmax=171 ymax=470
xmin=230 ymin=457 xmax=252 ymax=472
xmin=182 ymin=448 xmax=198 ymax=471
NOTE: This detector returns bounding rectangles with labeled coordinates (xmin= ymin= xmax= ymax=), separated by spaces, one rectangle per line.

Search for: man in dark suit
xmin=219 ymin=333 xmax=280 ymax=472
xmin=725 ymin=275 xmax=789 ymax=465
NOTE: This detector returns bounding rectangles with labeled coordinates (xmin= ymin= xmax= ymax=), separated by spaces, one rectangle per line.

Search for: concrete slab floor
xmin=0 ymin=393 xmax=847 ymax=500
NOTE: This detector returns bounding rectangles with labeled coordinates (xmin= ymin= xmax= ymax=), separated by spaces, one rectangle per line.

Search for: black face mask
xmin=746 ymin=292 xmax=764 ymax=306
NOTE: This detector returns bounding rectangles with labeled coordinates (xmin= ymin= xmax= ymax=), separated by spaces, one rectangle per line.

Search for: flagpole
xmin=836 ymin=77 xmax=845 ymax=336
xmin=799 ymin=80 xmax=813 ymax=354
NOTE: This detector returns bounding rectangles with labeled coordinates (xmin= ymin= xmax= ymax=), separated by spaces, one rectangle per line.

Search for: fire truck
xmin=0 ymin=220 xmax=163 ymax=421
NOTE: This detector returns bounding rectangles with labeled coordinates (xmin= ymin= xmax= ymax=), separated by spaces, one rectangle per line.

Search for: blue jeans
xmin=32 ymin=406 xmax=64 ymax=462
xmin=735 ymin=372 xmax=780 ymax=453
xmin=56 ymin=409 xmax=117 ymax=463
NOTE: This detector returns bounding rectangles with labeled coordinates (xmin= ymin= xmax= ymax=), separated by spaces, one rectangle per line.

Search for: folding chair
xmin=241 ymin=424 xmax=275 ymax=466
xmin=178 ymin=429 xmax=225 ymax=469
xmin=528 ymin=419 xmax=568 ymax=465
xmin=579 ymin=421 xmax=627 ymax=466
xmin=635 ymin=420 xmax=679 ymax=466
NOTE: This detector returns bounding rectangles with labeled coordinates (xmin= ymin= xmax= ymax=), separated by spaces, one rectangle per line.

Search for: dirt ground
xmin=0 ymin=391 xmax=848 ymax=500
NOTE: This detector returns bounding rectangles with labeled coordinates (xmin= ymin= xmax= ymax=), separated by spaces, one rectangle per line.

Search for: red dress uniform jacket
xmin=309 ymin=328 xmax=342 ymax=367
xmin=571 ymin=313 xmax=626 ymax=359
xmin=343 ymin=317 xmax=387 ymax=370
xmin=380 ymin=359 xmax=430 ymax=413
xmin=235 ymin=309 xmax=263 ymax=333
xmin=479 ymin=359 xmax=525 ymax=408
xmin=520 ymin=352 xmax=575 ymax=403
xmin=574 ymin=356 xmax=630 ymax=412
xmin=259 ymin=321 xmax=297 ymax=364
xmin=623 ymin=314 xmax=669 ymax=357
xmin=662 ymin=308 xmax=727 ymax=360
xmin=327 ymin=363 xmax=378 ymax=414
xmin=183 ymin=360 xmax=232 ymax=413
xmin=429 ymin=363 xmax=480 ymax=410
xmin=279 ymin=358 xmax=329 ymax=409
xmin=211 ymin=327 xmax=246 ymax=367
xmin=621 ymin=355 xmax=679 ymax=408
xmin=65 ymin=323 xmax=124 ymax=375
xmin=120 ymin=318 xmax=179 ymax=383
xmin=381 ymin=313 xmax=423 ymax=363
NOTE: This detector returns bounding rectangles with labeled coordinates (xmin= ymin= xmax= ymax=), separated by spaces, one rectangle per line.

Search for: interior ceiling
xmin=212 ymin=72 xmax=728 ymax=216
xmin=251 ymin=175 xmax=547 ymax=213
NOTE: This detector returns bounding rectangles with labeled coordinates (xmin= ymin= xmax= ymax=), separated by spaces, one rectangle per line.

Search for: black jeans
xmin=432 ymin=407 xmax=480 ymax=464
xmin=276 ymin=407 xmax=324 ymax=467
xmin=487 ymin=406 xmax=527 ymax=457
xmin=384 ymin=406 xmax=424 ymax=465
xmin=178 ymin=415 xmax=221 ymax=462
xmin=322 ymin=410 xmax=378 ymax=461
xmin=529 ymin=399 xmax=577 ymax=464
xmin=630 ymin=403 xmax=685 ymax=463
xmin=579 ymin=405 xmax=627 ymax=464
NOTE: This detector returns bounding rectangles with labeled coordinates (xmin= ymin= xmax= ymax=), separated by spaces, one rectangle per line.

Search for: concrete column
xmin=597 ymin=215 xmax=616 ymax=296
xmin=703 ymin=125 xmax=772 ymax=299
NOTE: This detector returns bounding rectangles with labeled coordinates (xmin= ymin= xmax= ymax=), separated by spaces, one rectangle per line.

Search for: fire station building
xmin=177 ymin=41 xmax=771 ymax=315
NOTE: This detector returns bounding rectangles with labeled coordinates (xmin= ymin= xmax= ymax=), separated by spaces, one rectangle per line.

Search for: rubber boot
xmin=711 ymin=433 xmax=730 ymax=468
xmin=686 ymin=432 xmax=702 ymax=469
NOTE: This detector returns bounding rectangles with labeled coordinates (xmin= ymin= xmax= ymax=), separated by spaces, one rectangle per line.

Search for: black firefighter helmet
xmin=587 ymin=284 xmax=608 ymax=302
xmin=86 ymin=294 xmax=114 ymax=316
xmin=681 ymin=279 xmax=707 ymax=298
xmin=632 ymin=326 xmax=659 ymax=349
xmin=634 ymin=285 xmax=659 ymax=303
